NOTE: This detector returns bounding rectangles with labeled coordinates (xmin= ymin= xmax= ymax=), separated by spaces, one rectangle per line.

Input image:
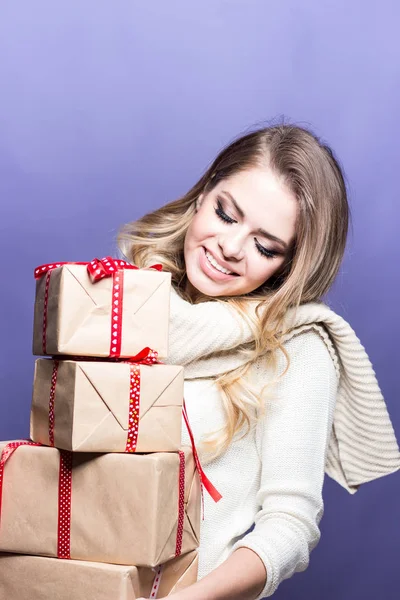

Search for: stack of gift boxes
xmin=0 ymin=257 xmax=202 ymax=600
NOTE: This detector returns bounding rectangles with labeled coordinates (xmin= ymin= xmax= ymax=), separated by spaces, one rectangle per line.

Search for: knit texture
xmin=180 ymin=322 xmax=338 ymax=597
xmin=168 ymin=288 xmax=400 ymax=493
xmin=168 ymin=287 xmax=400 ymax=597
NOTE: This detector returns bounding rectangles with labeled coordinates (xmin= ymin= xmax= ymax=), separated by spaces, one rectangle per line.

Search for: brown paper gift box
xmin=0 ymin=551 xmax=198 ymax=600
xmin=0 ymin=550 xmax=198 ymax=600
xmin=30 ymin=359 xmax=184 ymax=452
xmin=32 ymin=263 xmax=171 ymax=358
xmin=0 ymin=442 xmax=200 ymax=567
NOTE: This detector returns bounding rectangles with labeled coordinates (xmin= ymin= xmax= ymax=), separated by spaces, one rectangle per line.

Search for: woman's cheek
xmin=253 ymin=261 xmax=275 ymax=285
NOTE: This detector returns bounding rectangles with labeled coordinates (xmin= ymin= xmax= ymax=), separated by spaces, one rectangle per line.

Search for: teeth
xmin=205 ymin=251 xmax=233 ymax=275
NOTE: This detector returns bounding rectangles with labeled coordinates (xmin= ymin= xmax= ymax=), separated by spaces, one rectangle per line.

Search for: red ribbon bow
xmin=34 ymin=257 xmax=163 ymax=280
xmin=124 ymin=347 xmax=159 ymax=366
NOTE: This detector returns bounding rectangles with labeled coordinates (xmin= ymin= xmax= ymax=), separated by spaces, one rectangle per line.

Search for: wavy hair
xmin=118 ymin=124 xmax=350 ymax=459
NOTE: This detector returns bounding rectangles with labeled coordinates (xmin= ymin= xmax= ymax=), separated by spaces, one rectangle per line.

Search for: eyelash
xmin=215 ymin=200 xmax=279 ymax=260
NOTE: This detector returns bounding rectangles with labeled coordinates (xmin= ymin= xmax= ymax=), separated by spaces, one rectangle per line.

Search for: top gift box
xmin=33 ymin=257 xmax=171 ymax=358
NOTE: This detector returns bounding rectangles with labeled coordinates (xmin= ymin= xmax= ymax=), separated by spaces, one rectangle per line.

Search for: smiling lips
xmin=200 ymin=247 xmax=239 ymax=281
xmin=205 ymin=250 xmax=235 ymax=275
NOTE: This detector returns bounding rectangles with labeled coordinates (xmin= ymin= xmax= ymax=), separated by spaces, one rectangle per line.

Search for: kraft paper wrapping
xmin=0 ymin=551 xmax=198 ymax=600
xmin=0 ymin=443 xmax=200 ymax=567
xmin=31 ymin=359 xmax=184 ymax=452
xmin=32 ymin=264 xmax=171 ymax=358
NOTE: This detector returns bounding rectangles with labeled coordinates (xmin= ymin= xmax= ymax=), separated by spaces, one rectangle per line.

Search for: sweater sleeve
xmin=167 ymin=287 xmax=253 ymax=366
xmin=231 ymin=329 xmax=338 ymax=598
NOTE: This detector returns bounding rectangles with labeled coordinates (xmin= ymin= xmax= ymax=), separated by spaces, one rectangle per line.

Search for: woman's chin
xmin=185 ymin=272 xmax=226 ymax=300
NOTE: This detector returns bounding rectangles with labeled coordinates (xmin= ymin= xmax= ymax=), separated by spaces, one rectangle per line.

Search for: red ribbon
xmin=182 ymin=401 xmax=222 ymax=508
xmin=175 ymin=450 xmax=186 ymax=557
xmin=125 ymin=348 xmax=159 ymax=452
xmin=48 ymin=360 xmax=59 ymax=446
xmin=34 ymin=257 xmax=162 ymax=357
xmin=123 ymin=347 xmax=160 ymax=365
xmin=58 ymin=450 xmax=73 ymax=559
xmin=126 ymin=363 xmax=141 ymax=452
xmin=53 ymin=347 xmax=159 ymax=366
xmin=34 ymin=257 xmax=163 ymax=280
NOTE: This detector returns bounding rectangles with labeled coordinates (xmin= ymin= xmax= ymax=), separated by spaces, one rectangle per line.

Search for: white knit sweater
xmin=166 ymin=289 xmax=400 ymax=598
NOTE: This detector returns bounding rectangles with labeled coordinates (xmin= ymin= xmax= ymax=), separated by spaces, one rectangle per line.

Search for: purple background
xmin=0 ymin=1 xmax=399 ymax=598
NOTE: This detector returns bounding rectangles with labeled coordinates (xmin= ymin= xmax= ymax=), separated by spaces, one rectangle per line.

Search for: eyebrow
xmin=220 ymin=190 xmax=289 ymax=251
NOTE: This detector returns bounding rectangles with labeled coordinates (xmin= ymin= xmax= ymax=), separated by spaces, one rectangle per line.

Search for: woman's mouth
xmin=199 ymin=247 xmax=239 ymax=282
xmin=205 ymin=250 xmax=235 ymax=275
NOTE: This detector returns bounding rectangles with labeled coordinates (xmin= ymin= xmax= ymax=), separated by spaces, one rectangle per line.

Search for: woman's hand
xmin=135 ymin=548 xmax=266 ymax=600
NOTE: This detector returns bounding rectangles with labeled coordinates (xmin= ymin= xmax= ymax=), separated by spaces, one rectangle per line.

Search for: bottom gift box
xmin=0 ymin=441 xmax=200 ymax=566
xmin=0 ymin=550 xmax=198 ymax=600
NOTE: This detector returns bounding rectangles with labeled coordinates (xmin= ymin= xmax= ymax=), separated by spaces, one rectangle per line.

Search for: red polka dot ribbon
xmin=0 ymin=441 xmax=41 ymax=526
xmin=34 ymin=257 xmax=162 ymax=357
xmin=175 ymin=450 xmax=186 ymax=557
xmin=48 ymin=360 xmax=59 ymax=446
xmin=57 ymin=450 xmax=73 ymax=559
xmin=150 ymin=565 xmax=163 ymax=598
xmin=125 ymin=349 xmax=158 ymax=453
xmin=125 ymin=366 xmax=142 ymax=453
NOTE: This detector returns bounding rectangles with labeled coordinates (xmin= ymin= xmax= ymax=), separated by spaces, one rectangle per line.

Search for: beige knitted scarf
xmin=167 ymin=288 xmax=400 ymax=494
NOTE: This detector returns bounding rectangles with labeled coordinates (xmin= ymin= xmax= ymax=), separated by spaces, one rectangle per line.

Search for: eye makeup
xmin=214 ymin=198 xmax=281 ymax=260
xmin=254 ymin=239 xmax=279 ymax=259
xmin=215 ymin=199 xmax=236 ymax=224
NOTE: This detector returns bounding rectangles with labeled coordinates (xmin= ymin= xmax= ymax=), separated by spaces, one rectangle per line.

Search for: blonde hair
xmin=118 ymin=124 xmax=349 ymax=458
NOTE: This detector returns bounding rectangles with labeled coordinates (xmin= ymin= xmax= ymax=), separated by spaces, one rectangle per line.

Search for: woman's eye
xmin=254 ymin=238 xmax=279 ymax=260
xmin=215 ymin=200 xmax=236 ymax=224
xmin=214 ymin=200 xmax=279 ymax=260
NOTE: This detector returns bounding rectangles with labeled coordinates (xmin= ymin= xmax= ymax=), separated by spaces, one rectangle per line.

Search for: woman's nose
xmin=218 ymin=232 xmax=245 ymax=261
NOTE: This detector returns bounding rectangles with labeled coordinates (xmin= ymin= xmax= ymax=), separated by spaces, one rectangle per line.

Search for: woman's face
xmin=184 ymin=166 xmax=298 ymax=298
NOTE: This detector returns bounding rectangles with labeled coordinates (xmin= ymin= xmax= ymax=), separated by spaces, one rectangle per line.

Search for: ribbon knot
xmin=87 ymin=257 xmax=162 ymax=282
xmin=125 ymin=347 xmax=159 ymax=366
xmin=34 ymin=257 xmax=163 ymax=281
xmin=87 ymin=257 xmax=122 ymax=282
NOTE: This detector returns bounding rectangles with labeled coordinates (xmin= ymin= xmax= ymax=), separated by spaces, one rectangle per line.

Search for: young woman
xmin=119 ymin=125 xmax=400 ymax=600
